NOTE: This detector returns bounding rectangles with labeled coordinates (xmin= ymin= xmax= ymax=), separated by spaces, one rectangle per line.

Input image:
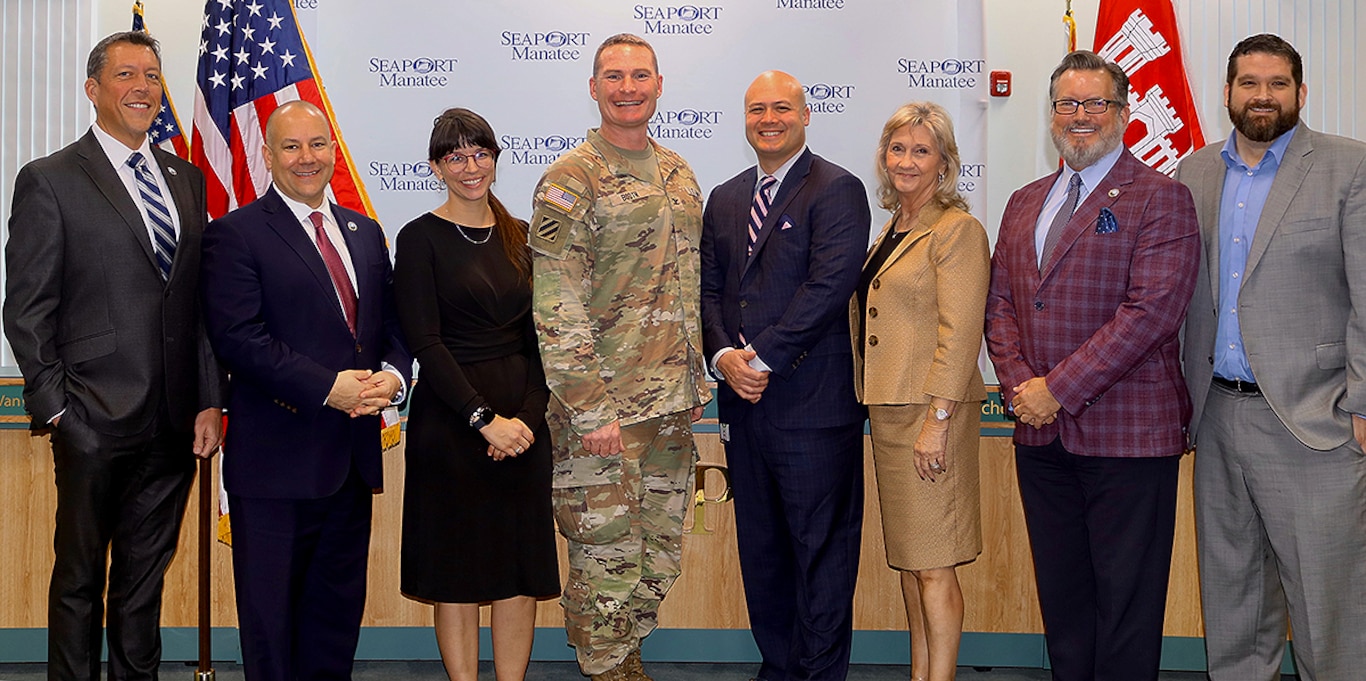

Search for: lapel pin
xmin=166 ymin=166 xmax=177 ymax=176
xmin=1108 ymin=188 xmax=1119 ymax=198
xmin=347 ymin=221 xmax=358 ymax=232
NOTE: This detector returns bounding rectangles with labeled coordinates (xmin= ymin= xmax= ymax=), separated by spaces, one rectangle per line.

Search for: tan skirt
xmin=867 ymin=403 xmax=982 ymax=571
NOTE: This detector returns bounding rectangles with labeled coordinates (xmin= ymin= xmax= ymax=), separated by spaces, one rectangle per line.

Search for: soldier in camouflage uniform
xmin=528 ymin=34 xmax=710 ymax=681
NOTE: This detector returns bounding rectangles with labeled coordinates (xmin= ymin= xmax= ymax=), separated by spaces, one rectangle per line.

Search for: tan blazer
xmin=850 ymin=203 xmax=990 ymax=405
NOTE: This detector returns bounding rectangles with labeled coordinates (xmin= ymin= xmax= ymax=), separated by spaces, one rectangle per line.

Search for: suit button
xmin=739 ymin=300 xmax=748 ymax=308
xmin=868 ymin=335 xmax=879 ymax=347
xmin=868 ymin=307 xmax=878 ymax=318
xmin=871 ymin=279 xmax=881 ymax=290
xmin=356 ymin=343 xmax=363 ymax=353
xmin=1034 ymin=301 xmax=1044 ymax=311
xmin=1208 ymin=356 xmax=1214 ymax=364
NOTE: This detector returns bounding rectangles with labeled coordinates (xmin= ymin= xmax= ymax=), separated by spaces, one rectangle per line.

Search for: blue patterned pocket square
xmin=1095 ymin=207 xmax=1118 ymax=234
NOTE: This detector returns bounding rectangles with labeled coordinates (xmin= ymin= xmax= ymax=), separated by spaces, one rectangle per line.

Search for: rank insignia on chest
xmin=536 ymin=215 xmax=562 ymax=242
xmin=543 ymin=183 xmax=582 ymax=213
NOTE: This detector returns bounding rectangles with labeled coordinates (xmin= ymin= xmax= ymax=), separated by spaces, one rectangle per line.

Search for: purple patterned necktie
xmin=747 ymin=174 xmax=778 ymax=257
xmin=1040 ymin=173 xmax=1082 ymax=272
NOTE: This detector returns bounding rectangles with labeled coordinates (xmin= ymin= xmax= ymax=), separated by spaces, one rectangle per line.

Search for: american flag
xmin=192 ymin=0 xmax=373 ymax=220
xmin=132 ymin=1 xmax=189 ymax=158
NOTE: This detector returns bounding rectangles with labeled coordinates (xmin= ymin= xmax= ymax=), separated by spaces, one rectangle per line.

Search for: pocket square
xmin=1095 ymin=207 xmax=1118 ymax=234
xmin=780 ymin=216 xmax=794 ymax=231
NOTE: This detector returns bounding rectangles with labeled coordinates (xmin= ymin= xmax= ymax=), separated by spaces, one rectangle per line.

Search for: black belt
xmin=1212 ymin=376 xmax=1260 ymax=394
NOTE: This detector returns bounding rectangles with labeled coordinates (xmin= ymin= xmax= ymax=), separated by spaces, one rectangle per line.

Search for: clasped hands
xmin=716 ymin=348 xmax=770 ymax=403
xmin=480 ymin=415 xmax=534 ymax=461
xmin=326 ymin=369 xmax=401 ymax=418
xmin=1011 ymin=377 xmax=1061 ymax=429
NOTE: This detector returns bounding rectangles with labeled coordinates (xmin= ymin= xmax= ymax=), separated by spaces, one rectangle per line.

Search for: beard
xmin=1228 ymin=97 xmax=1299 ymax=143
xmin=1051 ymin=119 xmax=1125 ymax=170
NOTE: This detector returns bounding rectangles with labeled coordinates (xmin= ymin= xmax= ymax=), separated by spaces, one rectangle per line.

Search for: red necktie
xmin=309 ymin=211 xmax=358 ymax=336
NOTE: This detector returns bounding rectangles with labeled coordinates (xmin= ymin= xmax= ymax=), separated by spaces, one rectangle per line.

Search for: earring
xmin=938 ymin=172 xmax=946 ymax=183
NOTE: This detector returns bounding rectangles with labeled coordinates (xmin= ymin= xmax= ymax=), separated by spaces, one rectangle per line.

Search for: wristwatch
xmin=468 ymin=405 xmax=493 ymax=430
xmin=933 ymin=408 xmax=951 ymax=422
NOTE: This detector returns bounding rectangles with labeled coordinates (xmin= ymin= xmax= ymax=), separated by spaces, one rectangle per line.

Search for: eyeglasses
xmin=1051 ymin=98 xmax=1125 ymax=115
xmin=441 ymin=150 xmax=495 ymax=167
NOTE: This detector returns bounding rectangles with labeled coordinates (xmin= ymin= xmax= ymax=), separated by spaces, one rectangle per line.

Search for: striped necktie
xmin=747 ymin=174 xmax=778 ymax=257
xmin=126 ymin=152 xmax=177 ymax=280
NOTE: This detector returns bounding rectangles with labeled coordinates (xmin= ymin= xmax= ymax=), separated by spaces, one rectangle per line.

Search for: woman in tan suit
xmin=851 ymin=102 xmax=989 ymax=681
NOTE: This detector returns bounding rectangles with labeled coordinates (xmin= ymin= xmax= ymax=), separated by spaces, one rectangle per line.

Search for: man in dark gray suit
xmin=1177 ymin=34 xmax=1366 ymax=681
xmin=3 ymin=31 xmax=224 ymax=681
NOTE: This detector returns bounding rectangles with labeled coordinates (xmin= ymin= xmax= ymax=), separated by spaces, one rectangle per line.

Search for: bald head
xmin=262 ymin=100 xmax=337 ymax=208
xmin=746 ymin=70 xmax=806 ymax=109
xmin=744 ymin=70 xmax=810 ymax=173
xmin=264 ymin=100 xmax=329 ymax=146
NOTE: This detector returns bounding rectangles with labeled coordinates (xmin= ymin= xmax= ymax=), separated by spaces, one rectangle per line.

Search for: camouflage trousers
xmin=547 ymin=399 xmax=697 ymax=675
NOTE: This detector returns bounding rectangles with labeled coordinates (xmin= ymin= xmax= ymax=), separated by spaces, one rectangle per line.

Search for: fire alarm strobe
xmin=989 ymin=70 xmax=1012 ymax=97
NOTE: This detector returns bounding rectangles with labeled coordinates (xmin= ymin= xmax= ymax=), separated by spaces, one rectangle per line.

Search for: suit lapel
xmin=1040 ymin=154 xmax=1136 ymax=283
xmin=1245 ymin=129 xmax=1314 ymax=278
xmin=1193 ymin=147 xmax=1226 ymax=306
xmin=869 ymin=205 xmax=942 ymax=279
xmin=75 ymin=133 xmax=160 ymax=276
xmin=153 ymin=149 xmax=196 ymax=282
xmin=743 ymin=149 xmax=812 ymax=277
xmin=262 ymin=188 xmax=351 ymax=328
xmin=332 ymin=204 xmax=369 ymax=333
xmin=1012 ymin=176 xmax=1053 ymax=289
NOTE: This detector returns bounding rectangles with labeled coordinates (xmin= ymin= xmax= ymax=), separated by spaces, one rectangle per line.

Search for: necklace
xmin=455 ymin=224 xmax=492 ymax=245
xmin=435 ymin=206 xmax=494 ymax=245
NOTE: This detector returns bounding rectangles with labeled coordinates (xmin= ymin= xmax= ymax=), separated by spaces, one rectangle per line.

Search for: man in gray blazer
xmin=3 ymin=32 xmax=224 ymax=681
xmin=1176 ymin=34 xmax=1366 ymax=681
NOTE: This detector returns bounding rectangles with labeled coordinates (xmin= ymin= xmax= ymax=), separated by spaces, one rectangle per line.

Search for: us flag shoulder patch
xmin=544 ymin=183 xmax=581 ymax=213
xmin=536 ymin=215 xmax=562 ymax=243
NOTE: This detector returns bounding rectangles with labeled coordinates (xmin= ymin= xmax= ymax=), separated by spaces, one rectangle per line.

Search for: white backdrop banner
xmin=294 ymin=0 xmax=987 ymax=244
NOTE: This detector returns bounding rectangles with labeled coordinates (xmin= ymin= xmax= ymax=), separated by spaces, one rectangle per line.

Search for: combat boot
xmin=622 ymin=648 xmax=653 ymax=681
xmin=589 ymin=660 xmax=633 ymax=681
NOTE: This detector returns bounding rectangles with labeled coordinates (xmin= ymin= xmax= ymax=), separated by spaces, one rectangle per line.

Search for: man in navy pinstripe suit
xmin=699 ymin=70 xmax=871 ymax=681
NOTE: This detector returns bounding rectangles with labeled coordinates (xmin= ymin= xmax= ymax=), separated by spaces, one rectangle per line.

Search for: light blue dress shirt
xmin=1034 ymin=142 xmax=1125 ymax=268
xmin=1213 ymin=125 xmax=1298 ymax=382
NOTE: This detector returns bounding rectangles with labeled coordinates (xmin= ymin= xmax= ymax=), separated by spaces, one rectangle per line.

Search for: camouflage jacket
xmin=530 ymin=129 xmax=709 ymax=435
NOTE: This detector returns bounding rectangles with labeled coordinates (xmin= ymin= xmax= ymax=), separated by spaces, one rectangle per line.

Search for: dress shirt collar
xmin=90 ymin=124 xmax=154 ymax=170
xmin=1064 ymin=140 xmax=1126 ymax=198
xmin=274 ymin=186 xmax=336 ymax=229
xmin=756 ymin=146 xmax=806 ymax=194
xmin=1220 ymin=123 xmax=1298 ymax=172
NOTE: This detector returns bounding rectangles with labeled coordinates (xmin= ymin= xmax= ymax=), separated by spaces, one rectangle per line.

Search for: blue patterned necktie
xmin=126 ymin=152 xmax=177 ymax=280
xmin=747 ymin=174 xmax=778 ymax=257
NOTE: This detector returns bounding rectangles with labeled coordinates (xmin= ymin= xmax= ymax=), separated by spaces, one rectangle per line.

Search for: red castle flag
xmin=192 ymin=0 xmax=374 ymax=220
xmin=1093 ymin=0 xmax=1206 ymax=175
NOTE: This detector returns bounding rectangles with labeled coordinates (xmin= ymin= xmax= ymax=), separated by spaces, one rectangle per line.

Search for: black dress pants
xmin=48 ymin=414 xmax=195 ymax=681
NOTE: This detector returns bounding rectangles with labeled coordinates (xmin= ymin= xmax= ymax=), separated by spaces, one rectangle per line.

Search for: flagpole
xmin=197 ymin=454 xmax=215 ymax=681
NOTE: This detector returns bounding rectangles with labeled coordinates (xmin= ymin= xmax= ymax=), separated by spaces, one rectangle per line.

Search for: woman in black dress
xmin=394 ymin=108 xmax=558 ymax=681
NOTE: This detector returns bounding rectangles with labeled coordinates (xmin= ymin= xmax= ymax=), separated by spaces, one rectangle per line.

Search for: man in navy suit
xmin=699 ymin=70 xmax=871 ymax=681
xmin=201 ymin=100 xmax=411 ymax=681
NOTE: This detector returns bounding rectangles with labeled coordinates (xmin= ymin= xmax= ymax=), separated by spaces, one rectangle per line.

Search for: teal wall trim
xmin=0 ymin=629 xmax=44 ymax=663
xmin=1 ymin=627 xmax=1292 ymax=673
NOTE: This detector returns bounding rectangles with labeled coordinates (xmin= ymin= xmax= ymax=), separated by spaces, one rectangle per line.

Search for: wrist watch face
xmin=934 ymin=408 xmax=950 ymax=421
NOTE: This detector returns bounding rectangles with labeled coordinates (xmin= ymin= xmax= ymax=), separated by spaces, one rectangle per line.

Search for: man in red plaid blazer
xmin=985 ymin=51 xmax=1199 ymax=681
